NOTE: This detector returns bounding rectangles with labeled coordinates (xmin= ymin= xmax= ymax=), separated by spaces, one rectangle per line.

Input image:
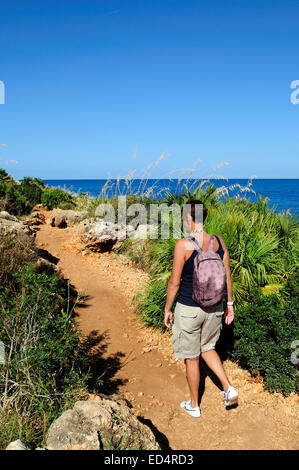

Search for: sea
xmin=43 ymin=178 xmax=299 ymax=217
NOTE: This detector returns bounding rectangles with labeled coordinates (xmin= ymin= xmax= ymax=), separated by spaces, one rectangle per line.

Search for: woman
xmin=164 ymin=199 xmax=238 ymax=418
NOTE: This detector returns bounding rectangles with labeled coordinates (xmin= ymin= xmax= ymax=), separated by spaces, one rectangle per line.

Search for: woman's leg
xmin=185 ymin=356 xmax=200 ymax=407
xmin=201 ymin=349 xmax=230 ymax=392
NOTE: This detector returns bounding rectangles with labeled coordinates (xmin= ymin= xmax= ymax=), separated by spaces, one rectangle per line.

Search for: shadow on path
xmin=137 ymin=416 xmax=172 ymax=450
xmin=80 ymin=329 xmax=128 ymax=394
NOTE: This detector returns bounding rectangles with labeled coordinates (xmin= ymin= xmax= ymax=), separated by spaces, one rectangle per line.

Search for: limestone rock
xmin=75 ymin=219 xmax=127 ymax=252
xmin=0 ymin=211 xmax=19 ymax=222
xmin=0 ymin=214 xmax=34 ymax=237
xmin=26 ymin=211 xmax=46 ymax=226
xmin=74 ymin=219 xmax=155 ymax=252
xmin=35 ymin=257 xmax=58 ymax=275
xmin=46 ymin=397 xmax=161 ymax=450
xmin=6 ymin=439 xmax=33 ymax=450
xmin=51 ymin=209 xmax=88 ymax=228
xmin=132 ymin=224 xmax=158 ymax=239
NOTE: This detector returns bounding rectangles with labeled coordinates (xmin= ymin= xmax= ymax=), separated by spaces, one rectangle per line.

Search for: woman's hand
xmin=224 ymin=305 xmax=234 ymax=325
xmin=164 ymin=310 xmax=173 ymax=329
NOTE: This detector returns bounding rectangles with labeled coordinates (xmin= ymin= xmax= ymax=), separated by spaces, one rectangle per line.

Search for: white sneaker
xmin=180 ymin=400 xmax=201 ymax=418
xmin=221 ymin=385 xmax=238 ymax=406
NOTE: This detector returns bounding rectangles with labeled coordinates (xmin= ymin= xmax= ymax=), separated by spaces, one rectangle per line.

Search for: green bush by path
xmin=0 ymin=226 xmax=90 ymax=448
xmin=0 ymin=169 xmax=31 ymax=215
xmin=232 ymin=270 xmax=299 ymax=396
xmin=0 ymin=227 xmax=37 ymax=288
xmin=20 ymin=177 xmax=45 ymax=206
xmin=0 ymin=264 xmax=90 ymax=448
xmin=0 ymin=170 xmax=46 ymax=215
xmin=133 ymin=277 xmax=169 ymax=329
xmin=41 ymin=187 xmax=75 ymax=210
xmin=0 ymin=169 xmax=87 ymax=214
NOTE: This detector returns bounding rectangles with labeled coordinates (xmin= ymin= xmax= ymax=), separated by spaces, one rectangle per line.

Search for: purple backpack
xmin=188 ymin=235 xmax=227 ymax=307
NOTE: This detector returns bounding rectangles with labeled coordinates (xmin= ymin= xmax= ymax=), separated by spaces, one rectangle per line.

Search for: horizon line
xmin=40 ymin=177 xmax=299 ymax=181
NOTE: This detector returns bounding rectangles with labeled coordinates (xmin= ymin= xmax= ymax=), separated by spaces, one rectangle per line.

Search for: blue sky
xmin=0 ymin=0 xmax=299 ymax=180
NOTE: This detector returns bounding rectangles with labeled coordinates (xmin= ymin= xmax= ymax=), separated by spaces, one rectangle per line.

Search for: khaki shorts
xmin=172 ymin=301 xmax=224 ymax=359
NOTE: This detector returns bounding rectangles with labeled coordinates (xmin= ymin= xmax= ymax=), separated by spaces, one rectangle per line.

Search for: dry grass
xmin=39 ymin=155 xmax=257 ymax=206
xmin=93 ymin=155 xmax=257 ymax=202
xmin=0 ymin=228 xmax=37 ymax=287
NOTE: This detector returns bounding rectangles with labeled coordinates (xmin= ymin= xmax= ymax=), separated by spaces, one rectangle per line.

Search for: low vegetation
xmin=41 ymin=187 xmax=75 ymax=210
xmin=0 ymin=169 xmax=88 ymax=215
xmin=0 ymin=228 xmax=93 ymax=448
xmin=232 ymin=271 xmax=299 ymax=395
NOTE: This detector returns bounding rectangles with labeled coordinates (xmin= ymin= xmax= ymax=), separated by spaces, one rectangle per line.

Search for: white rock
xmin=46 ymin=397 xmax=161 ymax=450
xmin=6 ymin=439 xmax=33 ymax=450
xmin=0 ymin=211 xmax=19 ymax=222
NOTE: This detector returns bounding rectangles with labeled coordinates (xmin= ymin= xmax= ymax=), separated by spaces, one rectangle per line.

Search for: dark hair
xmin=181 ymin=199 xmax=208 ymax=223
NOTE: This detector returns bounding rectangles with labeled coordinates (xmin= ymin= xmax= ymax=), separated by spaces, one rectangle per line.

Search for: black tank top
xmin=176 ymin=235 xmax=224 ymax=307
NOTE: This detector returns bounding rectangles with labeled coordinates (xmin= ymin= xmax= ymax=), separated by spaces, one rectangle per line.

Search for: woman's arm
xmin=218 ymin=236 xmax=234 ymax=325
xmin=164 ymin=239 xmax=186 ymax=328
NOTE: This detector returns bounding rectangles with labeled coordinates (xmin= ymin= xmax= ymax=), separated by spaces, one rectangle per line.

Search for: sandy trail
xmin=35 ymin=217 xmax=298 ymax=450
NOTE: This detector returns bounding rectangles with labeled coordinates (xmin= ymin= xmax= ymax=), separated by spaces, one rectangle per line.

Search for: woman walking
xmin=164 ymin=199 xmax=238 ymax=418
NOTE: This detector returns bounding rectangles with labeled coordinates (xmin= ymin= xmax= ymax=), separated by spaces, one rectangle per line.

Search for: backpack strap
xmin=214 ymin=235 xmax=223 ymax=253
xmin=187 ymin=235 xmax=202 ymax=251
xmin=208 ymin=235 xmax=215 ymax=250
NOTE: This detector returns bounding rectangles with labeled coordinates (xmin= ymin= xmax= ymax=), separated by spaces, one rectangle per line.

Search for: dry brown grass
xmin=0 ymin=228 xmax=37 ymax=288
xmin=95 ymin=155 xmax=257 ymax=202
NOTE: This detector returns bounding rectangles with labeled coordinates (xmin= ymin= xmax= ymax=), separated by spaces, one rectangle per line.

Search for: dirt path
xmin=35 ymin=216 xmax=299 ymax=450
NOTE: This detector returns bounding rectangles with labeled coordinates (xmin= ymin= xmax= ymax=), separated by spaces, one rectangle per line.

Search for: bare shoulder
xmin=175 ymin=237 xmax=194 ymax=252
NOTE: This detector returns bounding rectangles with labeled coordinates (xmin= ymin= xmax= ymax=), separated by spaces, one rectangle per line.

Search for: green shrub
xmin=73 ymin=192 xmax=90 ymax=211
xmin=41 ymin=187 xmax=75 ymax=210
xmin=0 ymin=169 xmax=32 ymax=215
xmin=133 ymin=277 xmax=169 ymax=329
xmin=0 ymin=170 xmax=44 ymax=215
xmin=0 ymin=265 xmax=90 ymax=448
xmin=119 ymin=238 xmax=153 ymax=271
xmin=20 ymin=177 xmax=44 ymax=206
xmin=8 ymin=184 xmax=32 ymax=215
xmin=232 ymin=271 xmax=299 ymax=396
xmin=164 ymin=182 xmax=221 ymax=208
xmin=0 ymin=169 xmax=13 ymax=183
xmin=0 ymin=228 xmax=37 ymax=289
xmin=146 ymin=238 xmax=176 ymax=276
